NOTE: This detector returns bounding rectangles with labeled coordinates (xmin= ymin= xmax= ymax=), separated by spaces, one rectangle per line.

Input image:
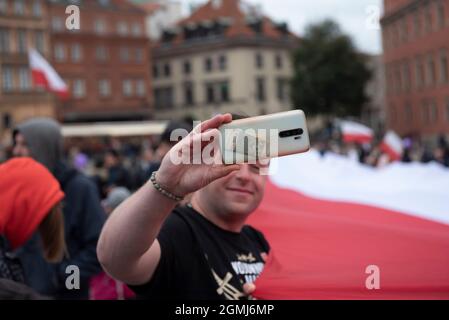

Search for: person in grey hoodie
xmin=12 ymin=118 xmax=105 ymax=300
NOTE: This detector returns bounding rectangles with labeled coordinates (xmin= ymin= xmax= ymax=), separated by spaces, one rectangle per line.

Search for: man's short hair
xmin=160 ymin=121 xmax=193 ymax=146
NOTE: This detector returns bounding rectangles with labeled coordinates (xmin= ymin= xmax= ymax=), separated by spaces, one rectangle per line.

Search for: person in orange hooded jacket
xmin=0 ymin=157 xmax=65 ymax=293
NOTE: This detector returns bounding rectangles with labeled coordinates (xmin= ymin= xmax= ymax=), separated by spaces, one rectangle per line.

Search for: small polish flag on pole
xmin=28 ymin=48 xmax=69 ymax=99
xmin=340 ymin=120 xmax=373 ymax=144
xmin=380 ymin=130 xmax=404 ymax=161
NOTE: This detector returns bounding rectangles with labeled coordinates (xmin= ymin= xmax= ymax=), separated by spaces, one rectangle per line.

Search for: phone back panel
xmin=218 ymin=110 xmax=310 ymax=164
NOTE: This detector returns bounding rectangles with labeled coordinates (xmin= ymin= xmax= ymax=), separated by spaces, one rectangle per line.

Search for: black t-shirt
xmin=129 ymin=205 xmax=270 ymax=300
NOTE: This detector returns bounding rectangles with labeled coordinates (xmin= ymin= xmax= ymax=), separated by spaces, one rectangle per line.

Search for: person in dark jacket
xmin=12 ymin=118 xmax=105 ymax=299
xmin=104 ymin=149 xmax=131 ymax=191
xmin=140 ymin=120 xmax=193 ymax=184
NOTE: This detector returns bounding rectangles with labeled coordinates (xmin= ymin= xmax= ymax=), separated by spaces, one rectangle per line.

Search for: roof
xmin=49 ymin=0 xmax=146 ymax=14
xmin=136 ymin=2 xmax=162 ymax=15
xmin=160 ymin=0 xmax=297 ymax=45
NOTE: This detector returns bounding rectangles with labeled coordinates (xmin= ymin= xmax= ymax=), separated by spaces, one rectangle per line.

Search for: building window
xmin=425 ymin=4 xmax=433 ymax=33
xmin=206 ymin=83 xmax=215 ymax=104
xmin=440 ymin=49 xmax=449 ymax=84
xmin=183 ymin=60 xmax=191 ymax=75
xmin=427 ymin=54 xmax=437 ymax=86
xmin=421 ymin=101 xmax=429 ymax=124
xmin=393 ymin=22 xmax=399 ymax=45
xmin=385 ymin=64 xmax=391 ymax=95
xmin=154 ymin=87 xmax=174 ymax=109
xmin=94 ymin=20 xmax=106 ymax=35
xmin=413 ymin=10 xmax=421 ymax=37
xmin=71 ymin=43 xmax=82 ymax=62
xmin=429 ymin=100 xmax=438 ymax=123
xmin=17 ymin=29 xmax=27 ymax=54
xmin=19 ymin=67 xmax=31 ymax=91
xmin=96 ymin=46 xmax=108 ymax=61
xmin=153 ymin=65 xmax=159 ymax=78
xmin=204 ymin=82 xmax=230 ymax=104
xmin=220 ymin=82 xmax=229 ymax=102
xmin=204 ymin=57 xmax=213 ymax=72
xmin=255 ymin=52 xmax=264 ymax=69
xmin=400 ymin=17 xmax=408 ymax=42
xmin=437 ymin=1 xmax=445 ymax=29
xmin=54 ymin=43 xmax=65 ymax=62
xmin=117 ymin=22 xmax=128 ymax=36
xmin=73 ymin=79 xmax=86 ymax=98
xmin=98 ymin=79 xmax=111 ymax=97
xmin=275 ymin=53 xmax=283 ymax=69
xmin=14 ymin=0 xmax=25 ymax=15
xmin=132 ymin=23 xmax=142 ymax=37
xmin=390 ymin=104 xmax=397 ymax=125
xmin=1 ymin=67 xmax=13 ymax=92
xmin=184 ymin=82 xmax=194 ymax=106
xmin=218 ymin=55 xmax=227 ymax=71
xmin=136 ymin=79 xmax=146 ymax=97
xmin=277 ymin=78 xmax=289 ymax=102
xmin=164 ymin=63 xmax=171 ymax=77
xmin=389 ymin=104 xmax=396 ymax=125
xmin=0 ymin=0 xmax=7 ymax=13
xmin=32 ymin=0 xmax=41 ymax=17
xmin=402 ymin=60 xmax=411 ymax=91
xmin=34 ymin=31 xmax=44 ymax=53
xmin=51 ymin=17 xmax=64 ymax=32
xmin=383 ymin=28 xmax=390 ymax=49
xmin=256 ymin=77 xmax=266 ymax=102
xmin=98 ymin=0 xmax=110 ymax=7
xmin=0 ymin=28 xmax=10 ymax=53
xmin=122 ymin=79 xmax=133 ymax=97
xmin=446 ymin=98 xmax=449 ymax=122
xmin=120 ymin=47 xmax=129 ymax=62
xmin=415 ymin=56 xmax=425 ymax=88
xmin=394 ymin=63 xmax=402 ymax=93
xmin=405 ymin=103 xmax=413 ymax=122
xmin=135 ymin=48 xmax=144 ymax=63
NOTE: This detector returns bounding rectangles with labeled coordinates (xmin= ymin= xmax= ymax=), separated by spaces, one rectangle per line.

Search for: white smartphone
xmin=218 ymin=110 xmax=310 ymax=164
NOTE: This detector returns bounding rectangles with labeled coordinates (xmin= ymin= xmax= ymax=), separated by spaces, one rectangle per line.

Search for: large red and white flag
xmin=28 ymin=48 xmax=69 ymax=99
xmin=340 ymin=120 xmax=374 ymax=144
xmin=380 ymin=130 xmax=404 ymax=161
xmin=250 ymin=150 xmax=449 ymax=299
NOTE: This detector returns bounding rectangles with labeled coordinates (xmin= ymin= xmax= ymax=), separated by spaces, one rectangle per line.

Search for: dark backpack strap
xmin=0 ymin=236 xmax=26 ymax=283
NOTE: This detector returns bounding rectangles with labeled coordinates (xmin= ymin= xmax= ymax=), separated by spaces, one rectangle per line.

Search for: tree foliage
xmin=291 ymin=20 xmax=372 ymax=117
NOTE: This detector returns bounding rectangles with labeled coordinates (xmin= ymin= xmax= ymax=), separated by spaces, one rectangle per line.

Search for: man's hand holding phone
xmin=155 ymin=113 xmax=240 ymax=199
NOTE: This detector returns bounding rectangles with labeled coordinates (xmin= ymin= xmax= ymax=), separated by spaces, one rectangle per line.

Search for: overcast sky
xmin=183 ymin=0 xmax=384 ymax=54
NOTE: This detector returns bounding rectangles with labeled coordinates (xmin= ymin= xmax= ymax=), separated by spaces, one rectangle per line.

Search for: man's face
xmin=13 ymin=133 xmax=31 ymax=157
xmin=200 ymin=163 xmax=268 ymax=218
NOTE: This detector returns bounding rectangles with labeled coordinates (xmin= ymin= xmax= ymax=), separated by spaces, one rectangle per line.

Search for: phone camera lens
xmin=279 ymin=128 xmax=303 ymax=138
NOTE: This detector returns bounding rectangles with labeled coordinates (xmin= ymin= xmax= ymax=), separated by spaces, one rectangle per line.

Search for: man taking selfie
xmin=97 ymin=114 xmax=270 ymax=300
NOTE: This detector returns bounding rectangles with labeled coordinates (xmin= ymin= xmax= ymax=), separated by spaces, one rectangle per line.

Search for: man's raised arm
xmin=96 ymin=114 xmax=240 ymax=285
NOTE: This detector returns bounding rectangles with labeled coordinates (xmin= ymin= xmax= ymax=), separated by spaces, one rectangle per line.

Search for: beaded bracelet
xmin=150 ymin=171 xmax=184 ymax=202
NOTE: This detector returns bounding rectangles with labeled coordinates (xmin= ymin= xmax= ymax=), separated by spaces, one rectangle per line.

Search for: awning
xmin=61 ymin=121 xmax=168 ymax=137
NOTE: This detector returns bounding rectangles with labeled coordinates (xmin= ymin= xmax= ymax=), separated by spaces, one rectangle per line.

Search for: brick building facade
xmin=0 ymin=0 xmax=56 ymax=139
xmin=48 ymin=0 xmax=153 ymax=123
xmin=381 ymin=0 xmax=449 ymax=138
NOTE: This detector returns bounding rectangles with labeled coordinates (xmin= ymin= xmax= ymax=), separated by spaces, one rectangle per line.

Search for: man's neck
xmin=190 ymin=197 xmax=245 ymax=233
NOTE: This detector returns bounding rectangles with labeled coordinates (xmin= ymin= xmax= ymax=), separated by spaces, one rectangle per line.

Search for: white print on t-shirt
xmin=231 ymin=261 xmax=264 ymax=284
xmin=212 ymin=269 xmax=245 ymax=300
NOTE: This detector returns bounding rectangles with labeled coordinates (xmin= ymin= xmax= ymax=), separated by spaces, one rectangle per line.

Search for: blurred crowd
xmin=313 ymin=122 xmax=449 ymax=168
xmin=0 ymin=117 xmax=192 ymax=300
xmin=0 ymin=116 xmax=448 ymax=300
